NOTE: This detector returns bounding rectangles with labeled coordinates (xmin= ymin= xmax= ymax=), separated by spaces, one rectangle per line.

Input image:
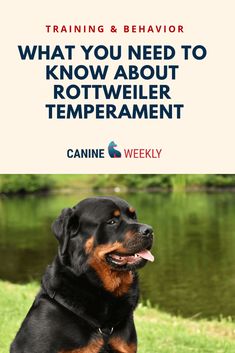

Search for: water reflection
xmin=0 ymin=191 xmax=235 ymax=318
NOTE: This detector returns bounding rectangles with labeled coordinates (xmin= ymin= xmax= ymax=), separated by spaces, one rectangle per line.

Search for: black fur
xmin=10 ymin=196 xmax=153 ymax=353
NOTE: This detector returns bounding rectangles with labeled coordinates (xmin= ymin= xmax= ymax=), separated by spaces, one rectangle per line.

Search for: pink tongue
xmin=137 ymin=249 xmax=154 ymax=262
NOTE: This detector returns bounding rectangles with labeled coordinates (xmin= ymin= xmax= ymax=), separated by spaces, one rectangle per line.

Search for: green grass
xmin=136 ymin=305 xmax=235 ymax=353
xmin=0 ymin=281 xmax=235 ymax=353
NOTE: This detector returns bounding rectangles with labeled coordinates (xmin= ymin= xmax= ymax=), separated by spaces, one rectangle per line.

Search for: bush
xmin=0 ymin=175 xmax=54 ymax=194
xmin=205 ymin=175 xmax=235 ymax=188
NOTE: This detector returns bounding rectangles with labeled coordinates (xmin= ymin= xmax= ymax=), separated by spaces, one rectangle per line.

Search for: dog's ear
xmin=52 ymin=208 xmax=79 ymax=256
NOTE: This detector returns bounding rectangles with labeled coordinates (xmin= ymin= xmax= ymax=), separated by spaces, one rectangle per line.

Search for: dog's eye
xmin=107 ymin=218 xmax=117 ymax=225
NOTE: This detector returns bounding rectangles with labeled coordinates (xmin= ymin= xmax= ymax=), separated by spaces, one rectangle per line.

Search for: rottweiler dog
xmin=11 ymin=196 xmax=154 ymax=353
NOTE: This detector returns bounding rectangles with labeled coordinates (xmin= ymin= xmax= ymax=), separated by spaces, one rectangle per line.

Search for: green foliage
xmin=0 ymin=175 xmax=54 ymax=194
xmin=1 ymin=175 xmax=235 ymax=194
xmin=171 ymin=175 xmax=235 ymax=190
xmin=93 ymin=174 xmax=172 ymax=190
xmin=93 ymin=174 xmax=125 ymax=190
xmin=0 ymin=281 xmax=235 ymax=353
xmin=94 ymin=174 xmax=235 ymax=191
xmin=205 ymin=175 xmax=235 ymax=187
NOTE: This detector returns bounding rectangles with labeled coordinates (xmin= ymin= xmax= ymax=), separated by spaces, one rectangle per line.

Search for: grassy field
xmin=0 ymin=281 xmax=235 ymax=353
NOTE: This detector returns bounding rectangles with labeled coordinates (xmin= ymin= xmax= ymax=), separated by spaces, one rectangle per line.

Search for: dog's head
xmin=108 ymin=141 xmax=117 ymax=149
xmin=52 ymin=196 xmax=154 ymax=288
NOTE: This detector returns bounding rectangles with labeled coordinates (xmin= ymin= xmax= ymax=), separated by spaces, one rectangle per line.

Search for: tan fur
xmin=88 ymin=242 xmax=133 ymax=296
xmin=84 ymin=236 xmax=94 ymax=254
xmin=113 ymin=209 xmax=121 ymax=217
xmin=109 ymin=337 xmax=137 ymax=353
xmin=129 ymin=207 xmax=135 ymax=214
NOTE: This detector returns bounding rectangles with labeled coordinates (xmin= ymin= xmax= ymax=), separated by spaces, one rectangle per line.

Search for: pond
xmin=0 ymin=191 xmax=235 ymax=319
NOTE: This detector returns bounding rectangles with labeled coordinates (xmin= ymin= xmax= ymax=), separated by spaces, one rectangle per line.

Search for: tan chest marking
xmin=109 ymin=337 xmax=137 ymax=353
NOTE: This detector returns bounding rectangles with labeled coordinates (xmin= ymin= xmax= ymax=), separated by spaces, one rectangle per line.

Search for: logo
xmin=66 ymin=141 xmax=162 ymax=159
xmin=108 ymin=141 xmax=122 ymax=158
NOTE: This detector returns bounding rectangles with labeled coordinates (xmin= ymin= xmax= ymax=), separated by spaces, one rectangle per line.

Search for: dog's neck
xmin=57 ymin=251 xmax=137 ymax=297
xmin=42 ymin=256 xmax=138 ymax=328
xmin=88 ymin=255 xmax=135 ymax=296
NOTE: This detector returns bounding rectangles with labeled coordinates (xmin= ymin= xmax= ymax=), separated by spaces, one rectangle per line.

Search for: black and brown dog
xmin=11 ymin=196 xmax=154 ymax=353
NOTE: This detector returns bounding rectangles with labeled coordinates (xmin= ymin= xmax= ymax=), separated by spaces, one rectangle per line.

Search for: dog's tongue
xmin=136 ymin=249 xmax=154 ymax=262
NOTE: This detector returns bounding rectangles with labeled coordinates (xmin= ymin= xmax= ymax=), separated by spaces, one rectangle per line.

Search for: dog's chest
xmin=88 ymin=292 xmax=133 ymax=326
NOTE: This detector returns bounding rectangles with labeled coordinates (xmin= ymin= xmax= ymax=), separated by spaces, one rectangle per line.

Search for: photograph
xmin=0 ymin=174 xmax=235 ymax=352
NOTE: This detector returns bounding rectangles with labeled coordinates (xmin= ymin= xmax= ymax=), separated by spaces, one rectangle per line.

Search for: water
xmin=0 ymin=191 xmax=235 ymax=319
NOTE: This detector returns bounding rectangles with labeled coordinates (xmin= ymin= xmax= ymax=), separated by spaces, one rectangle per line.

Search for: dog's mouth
xmin=106 ymin=248 xmax=154 ymax=267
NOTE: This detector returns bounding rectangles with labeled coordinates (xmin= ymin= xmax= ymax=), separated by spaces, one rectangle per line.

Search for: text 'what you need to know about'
xmin=17 ymin=44 xmax=207 ymax=120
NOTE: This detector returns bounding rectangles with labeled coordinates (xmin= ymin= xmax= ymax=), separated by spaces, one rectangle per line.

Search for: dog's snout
xmin=140 ymin=225 xmax=153 ymax=238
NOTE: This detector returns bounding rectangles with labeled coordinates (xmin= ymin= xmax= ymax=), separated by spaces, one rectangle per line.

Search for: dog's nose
xmin=140 ymin=225 xmax=153 ymax=238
